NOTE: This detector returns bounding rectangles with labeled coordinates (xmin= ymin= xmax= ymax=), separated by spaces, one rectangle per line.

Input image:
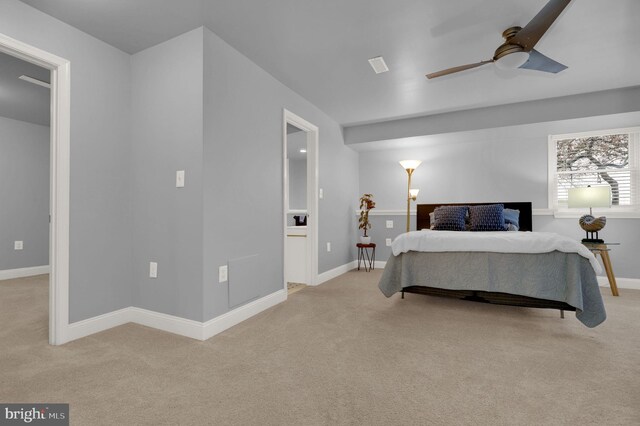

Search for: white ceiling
xmin=0 ymin=51 xmax=50 ymax=126
xmin=19 ymin=0 xmax=640 ymax=126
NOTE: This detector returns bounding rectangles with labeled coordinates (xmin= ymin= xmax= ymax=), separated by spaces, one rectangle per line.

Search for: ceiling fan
xmin=426 ymin=0 xmax=572 ymax=79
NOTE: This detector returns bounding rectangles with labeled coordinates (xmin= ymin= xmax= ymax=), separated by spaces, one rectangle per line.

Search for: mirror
xmin=286 ymin=123 xmax=307 ymax=226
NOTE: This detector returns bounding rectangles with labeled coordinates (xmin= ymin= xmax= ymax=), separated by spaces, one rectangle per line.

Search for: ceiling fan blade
xmin=426 ymin=60 xmax=494 ymax=79
xmin=510 ymin=0 xmax=572 ymax=52
xmin=519 ymin=49 xmax=567 ymax=73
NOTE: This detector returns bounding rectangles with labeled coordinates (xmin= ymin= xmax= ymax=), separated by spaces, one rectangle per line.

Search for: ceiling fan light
xmin=495 ymin=51 xmax=530 ymax=70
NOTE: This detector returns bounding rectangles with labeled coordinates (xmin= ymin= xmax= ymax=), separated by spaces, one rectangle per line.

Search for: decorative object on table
xmin=568 ymin=185 xmax=611 ymax=243
xmin=399 ymin=160 xmax=422 ymax=232
xmin=358 ymin=193 xmax=376 ymax=244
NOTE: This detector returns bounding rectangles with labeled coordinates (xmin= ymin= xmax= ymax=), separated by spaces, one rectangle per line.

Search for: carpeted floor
xmin=1 ymin=272 xmax=639 ymax=425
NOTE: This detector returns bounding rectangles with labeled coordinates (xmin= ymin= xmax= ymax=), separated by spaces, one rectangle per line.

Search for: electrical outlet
xmin=326 ymin=242 xmax=331 ymax=252
xmin=14 ymin=241 xmax=23 ymax=250
xmin=386 ymin=238 xmax=392 ymax=247
xmin=149 ymin=262 xmax=158 ymax=278
xmin=219 ymin=265 xmax=228 ymax=283
xmin=176 ymin=170 xmax=185 ymax=188
xmin=319 ymin=188 xmax=324 ymax=199
xmin=386 ymin=220 xmax=394 ymax=229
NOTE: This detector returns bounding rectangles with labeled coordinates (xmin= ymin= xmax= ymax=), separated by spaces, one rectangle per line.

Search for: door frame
xmin=283 ymin=109 xmax=319 ymax=289
xmin=0 ymin=33 xmax=71 ymax=345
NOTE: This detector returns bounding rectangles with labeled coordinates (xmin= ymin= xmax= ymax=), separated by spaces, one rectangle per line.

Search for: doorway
xmin=0 ymin=32 xmax=70 ymax=345
xmin=283 ymin=110 xmax=318 ymax=293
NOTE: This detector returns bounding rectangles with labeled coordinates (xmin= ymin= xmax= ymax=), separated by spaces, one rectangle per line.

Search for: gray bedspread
xmin=378 ymin=251 xmax=606 ymax=327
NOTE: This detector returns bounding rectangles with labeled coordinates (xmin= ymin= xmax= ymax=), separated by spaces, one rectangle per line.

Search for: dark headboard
xmin=416 ymin=202 xmax=533 ymax=232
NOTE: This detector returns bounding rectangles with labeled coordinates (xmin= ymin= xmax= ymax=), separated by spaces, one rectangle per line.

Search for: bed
xmin=378 ymin=202 xmax=607 ymax=327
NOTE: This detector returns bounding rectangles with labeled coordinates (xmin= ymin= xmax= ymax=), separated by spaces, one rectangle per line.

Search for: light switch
xmin=319 ymin=188 xmax=324 ymax=199
xmin=14 ymin=241 xmax=23 ymax=250
xmin=326 ymin=242 xmax=331 ymax=252
xmin=386 ymin=238 xmax=392 ymax=247
xmin=176 ymin=170 xmax=185 ymax=188
xmin=149 ymin=262 xmax=158 ymax=278
xmin=386 ymin=220 xmax=394 ymax=229
xmin=219 ymin=265 xmax=228 ymax=283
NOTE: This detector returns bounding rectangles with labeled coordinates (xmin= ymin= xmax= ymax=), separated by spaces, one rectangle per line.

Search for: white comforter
xmin=392 ymin=231 xmax=602 ymax=274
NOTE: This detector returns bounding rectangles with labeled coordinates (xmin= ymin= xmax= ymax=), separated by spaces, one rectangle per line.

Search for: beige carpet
xmin=1 ymin=272 xmax=639 ymax=425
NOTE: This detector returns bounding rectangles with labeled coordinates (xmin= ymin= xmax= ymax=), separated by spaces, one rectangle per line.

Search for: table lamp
xmin=568 ymin=185 xmax=611 ymax=243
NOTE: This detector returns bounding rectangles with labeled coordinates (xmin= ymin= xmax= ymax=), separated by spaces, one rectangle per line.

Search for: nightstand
xmin=582 ymin=242 xmax=620 ymax=296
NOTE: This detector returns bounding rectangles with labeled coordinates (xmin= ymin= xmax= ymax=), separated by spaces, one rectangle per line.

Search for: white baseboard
xmin=316 ymin=261 xmax=358 ymax=285
xmin=130 ymin=307 xmax=204 ymax=340
xmin=65 ymin=307 xmax=131 ymax=343
xmin=597 ymin=276 xmax=640 ymax=291
xmin=202 ymin=289 xmax=287 ymax=340
xmin=0 ymin=265 xmax=49 ymax=281
xmin=374 ymin=260 xmax=387 ymax=269
xmin=62 ymin=289 xmax=288 ymax=344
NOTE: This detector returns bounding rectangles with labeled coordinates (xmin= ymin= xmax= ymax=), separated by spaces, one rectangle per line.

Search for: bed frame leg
xmin=401 ymin=291 xmax=404 ymax=299
xmin=560 ymin=309 xmax=565 ymax=319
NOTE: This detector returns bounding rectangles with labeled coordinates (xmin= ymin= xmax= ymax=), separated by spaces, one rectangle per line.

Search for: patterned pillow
xmin=469 ymin=204 xmax=505 ymax=231
xmin=503 ymin=208 xmax=520 ymax=229
xmin=433 ymin=206 xmax=468 ymax=231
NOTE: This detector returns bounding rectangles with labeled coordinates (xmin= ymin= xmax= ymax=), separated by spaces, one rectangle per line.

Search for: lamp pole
xmin=399 ymin=160 xmax=421 ymax=233
xmin=405 ymin=168 xmax=414 ymax=233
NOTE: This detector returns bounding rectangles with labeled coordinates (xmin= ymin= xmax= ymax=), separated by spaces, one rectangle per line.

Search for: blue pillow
xmin=469 ymin=204 xmax=505 ymax=231
xmin=433 ymin=206 xmax=468 ymax=231
xmin=503 ymin=208 xmax=520 ymax=230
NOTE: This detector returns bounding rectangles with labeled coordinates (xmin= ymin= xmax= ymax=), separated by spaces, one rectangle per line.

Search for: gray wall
xmin=131 ymin=28 xmax=204 ymax=321
xmin=203 ymin=28 xmax=359 ymax=321
xmin=345 ymin=86 xmax=640 ymax=145
xmin=0 ymin=116 xmax=49 ymax=271
xmin=0 ymin=0 xmax=134 ymax=322
xmin=358 ymin=112 xmax=640 ymax=279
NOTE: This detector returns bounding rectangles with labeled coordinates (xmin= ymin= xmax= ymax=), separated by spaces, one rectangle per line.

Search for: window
xmin=549 ymin=127 xmax=640 ymax=214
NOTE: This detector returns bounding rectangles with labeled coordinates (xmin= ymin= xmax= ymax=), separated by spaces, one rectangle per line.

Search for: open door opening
xmin=283 ymin=110 xmax=318 ymax=295
xmin=0 ymin=32 xmax=71 ymax=345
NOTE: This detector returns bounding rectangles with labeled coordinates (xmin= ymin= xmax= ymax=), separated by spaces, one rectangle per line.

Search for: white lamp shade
xmin=399 ymin=160 xmax=422 ymax=170
xmin=495 ymin=52 xmax=529 ymax=70
xmin=568 ymin=186 xmax=611 ymax=208
xmin=409 ymin=188 xmax=419 ymax=198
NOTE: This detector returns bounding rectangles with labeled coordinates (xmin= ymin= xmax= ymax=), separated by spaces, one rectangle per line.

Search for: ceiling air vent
xmin=368 ymin=56 xmax=389 ymax=74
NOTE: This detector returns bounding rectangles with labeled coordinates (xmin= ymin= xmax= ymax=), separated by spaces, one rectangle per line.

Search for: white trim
xmin=316 ymin=261 xmax=358 ymax=285
xmin=61 ymin=290 xmax=288 ymax=343
xmin=283 ymin=110 xmax=319 ymax=288
xmin=597 ymin=276 xmax=640 ymax=291
xmin=130 ymin=308 xmax=204 ymax=340
xmin=553 ymin=211 xmax=640 ymax=219
xmin=202 ymin=289 xmax=287 ymax=340
xmin=532 ymin=209 xmax=554 ymax=216
xmin=0 ymin=32 xmax=71 ymax=346
xmin=65 ymin=308 xmax=132 ymax=343
xmin=374 ymin=260 xmax=387 ymax=269
xmin=0 ymin=265 xmax=50 ymax=280
xmin=548 ymin=127 xmax=640 ymax=215
xmin=355 ymin=209 xmax=416 ymax=216
xmin=355 ymin=209 xmax=557 ymax=217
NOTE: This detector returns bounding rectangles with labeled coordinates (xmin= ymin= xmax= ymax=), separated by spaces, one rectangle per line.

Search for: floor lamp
xmin=399 ymin=160 xmax=421 ymax=232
